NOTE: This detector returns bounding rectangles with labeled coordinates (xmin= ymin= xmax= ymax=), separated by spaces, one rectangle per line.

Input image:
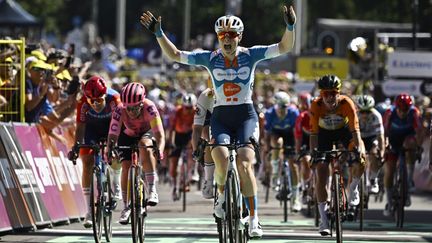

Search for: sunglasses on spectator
xmin=87 ymin=96 xmax=105 ymax=105
xmin=217 ymin=31 xmax=240 ymax=40
xmin=321 ymin=90 xmax=339 ymax=97
xmin=126 ymin=103 xmax=143 ymax=113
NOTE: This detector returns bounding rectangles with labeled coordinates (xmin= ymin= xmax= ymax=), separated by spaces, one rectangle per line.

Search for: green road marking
xmin=46 ymin=236 xmax=430 ymax=243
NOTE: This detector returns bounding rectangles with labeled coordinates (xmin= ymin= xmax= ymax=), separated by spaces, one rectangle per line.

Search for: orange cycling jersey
xmin=310 ymin=95 xmax=359 ymax=134
xmin=171 ymin=106 xmax=194 ymax=133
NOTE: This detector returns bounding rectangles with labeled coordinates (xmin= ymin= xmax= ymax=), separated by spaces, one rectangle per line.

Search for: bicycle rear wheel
xmin=90 ymin=172 xmax=103 ymax=243
xmin=130 ymin=167 xmax=139 ymax=243
xmin=103 ymin=170 xmax=113 ymax=242
xmin=359 ymin=175 xmax=365 ymax=231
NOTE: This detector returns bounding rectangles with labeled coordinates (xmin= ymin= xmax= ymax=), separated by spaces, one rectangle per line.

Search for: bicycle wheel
xmin=397 ymin=165 xmax=407 ymax=228
xmin=138 ymin=173 xmax=146 ymax=243
xmin=182 ymin=158 xmax=187 ymax=212
xmin=90 ymin=171 xmax=103 ymax=243
xmin=103 ymin=169 xmax=113 ymax=242
xmin=359 ymin=175 xmax=364 ymax=231
xmin=216 ymin=217 xmax=227 ymax=243
xmin=226 ymin=172 xmax=241 ymax=243
xmin=130 ymin=167 xmax=139 ymax=243
xmin=281 ymin=174 xmax=289 ymax=222
xmin=333 ymin=173 xmax=343 ymax=243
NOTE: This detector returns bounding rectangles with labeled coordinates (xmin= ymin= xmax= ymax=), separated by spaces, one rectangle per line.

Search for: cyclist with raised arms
xmin=294 ymin=92 xmax=313 ymax=202
xmin=355 ymin=95 xmax=385 ymax=194
xmin=140 ymin=4 xmax=296 ymax=238
xmin=168 ymin=93 xmax=196 ymax=200
xmin=106 ymin=82 xmax=165 ymax=224
xmin=192 ymin=86 xmax=215 ymax=199
xmin=382 ymin=93 xmax=422 ymax=216
xmin=310 ymin=75 xmax=366 ymax=236
xmin=68 ymin=76 xmax=122 ymax=228
xmin=263 ymin=91 xmax=301 ymax=211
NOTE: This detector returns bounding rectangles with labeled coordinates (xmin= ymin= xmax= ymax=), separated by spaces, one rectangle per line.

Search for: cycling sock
xmin=385 ymin=187 xmax=393 ymax=205
xmin=350 ymin=177 xmax=360 ymax=191
xmin=83 ymin=187 xmax=91 ymax=212
xmin=318 ymin=201 xmax=327 ymax=222
xmin=204 ymin=162 xmax=215 ymax=181
xmin=245 ymin=196 xmax=258 ymax=217
xmin=271 ymin=159 xmax=279 ymax=177
xmin=112 ymin=168 xmax=121 ymax=190
xmin=145 ymin=172 xmax=158 ymax=192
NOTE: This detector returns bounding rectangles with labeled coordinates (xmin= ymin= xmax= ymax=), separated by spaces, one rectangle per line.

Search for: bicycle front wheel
xmin=103 ymin=169 xmax=113 ymax=242
xmin=138 ymin=175 xmax=146 ymax=243
xmin=397 ymin=166 xmax=407 ymax=228
xmin=226 ymin=172 xmax=242 ymax=243
xmin=90 ymin=172 xmax=103 ymax=243
xmin=130 ymin=167 xmax=139 ymax=243
xmin=333 ymin=173 xmax=343 ymax=243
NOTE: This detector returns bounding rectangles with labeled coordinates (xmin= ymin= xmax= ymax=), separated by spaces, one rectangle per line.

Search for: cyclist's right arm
xmin=106 ymin=105 xmax=123 ymax=158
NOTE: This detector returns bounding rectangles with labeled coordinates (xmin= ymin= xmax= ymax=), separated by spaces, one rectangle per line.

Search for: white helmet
xmin=214 ymin=15 xmax=244 ymax=33
xmin=356 ymin=95 xmax=375 ymax=111
xmin=182 ymin=93 xmax=197 ymax=107
xmin=274 ymin=91 xmax=290 ymax=107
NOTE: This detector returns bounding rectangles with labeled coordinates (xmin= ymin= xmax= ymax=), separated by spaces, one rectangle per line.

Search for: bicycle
xmin=176 ymin=145 xmax=190 ymax=212
xmin=70 ymin=141 xmax=114 ymax=243
xmin=296 ymin=148 xmax=317 ymax=221
xmin=313 ymin=146 xmax=360 ymax=243
xmin=112 ymin=138 xmax=160 ymax=243
xmin=205 ymin=137 xmax=261 ymax=243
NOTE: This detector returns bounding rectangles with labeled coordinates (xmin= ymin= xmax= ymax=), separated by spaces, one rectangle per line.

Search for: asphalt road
xmin=1 ymin=179 xmax=431 ymax=243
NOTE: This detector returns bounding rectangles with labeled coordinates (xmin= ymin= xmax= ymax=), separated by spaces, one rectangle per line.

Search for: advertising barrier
xmin=37 ymin=125 xmax=82 ymax=220
xmin=52 ymin=126 xmax=87 ymax=216
xmin=13 ymin=123 xmax=69 ymax=224
xmin=0 ymin=124 xmax=50 ymax=227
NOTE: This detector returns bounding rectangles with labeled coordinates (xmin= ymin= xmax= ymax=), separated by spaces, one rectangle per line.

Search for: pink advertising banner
xmin=53 ymin=126 xmax=87 ymax=217
xmin=13 ymin=124 xmax=69 ymax=224
xmin=0 ymin=186 xmax=12 ymax=232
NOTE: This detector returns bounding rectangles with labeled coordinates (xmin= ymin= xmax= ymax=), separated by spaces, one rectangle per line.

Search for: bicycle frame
xmin=72 ymin=142 xmax=113 ymax=243
xmin=314 ymin=148 xmax=357 ymax=243
xmin=207 ymin=137 xmax=260 ymax=243
xmin=393 ymin=149 xmax=408 ymax=228
xmin=114 ymin=138 xmax=160 ymax=243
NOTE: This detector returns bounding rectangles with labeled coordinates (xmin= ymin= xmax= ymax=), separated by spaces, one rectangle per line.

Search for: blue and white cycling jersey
xmin=264 ymin=105 xmax=299 ymax=132
xmin=180 ymin=44 xmax=280 ymax=107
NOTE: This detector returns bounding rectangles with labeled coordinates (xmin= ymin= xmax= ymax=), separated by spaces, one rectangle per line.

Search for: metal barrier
xmin=0 ymin=37 xmax=26 ymax=122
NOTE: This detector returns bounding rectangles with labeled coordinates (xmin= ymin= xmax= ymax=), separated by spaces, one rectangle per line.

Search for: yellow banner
xmin=297 ymin=57 xmax=349 ymax=80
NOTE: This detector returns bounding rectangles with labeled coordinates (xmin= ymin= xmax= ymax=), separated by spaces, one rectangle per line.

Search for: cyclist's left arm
xmin=412 ymin=107 xmax=423 ymax=145
xmin=146 ymin=100 xmax=165 ymax=157
xmin=344 ymin=98 xmax=365 ymax=156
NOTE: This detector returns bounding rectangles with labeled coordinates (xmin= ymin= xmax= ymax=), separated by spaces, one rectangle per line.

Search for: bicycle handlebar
xmin=203 ymin=136 xmax=262 ymax=165
xmin=111 ymin=138 xmax=161 ymax=164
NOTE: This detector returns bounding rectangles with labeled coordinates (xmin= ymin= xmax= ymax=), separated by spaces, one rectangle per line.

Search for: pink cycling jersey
xmin=108 ymin=98 xmax=164 ymax=137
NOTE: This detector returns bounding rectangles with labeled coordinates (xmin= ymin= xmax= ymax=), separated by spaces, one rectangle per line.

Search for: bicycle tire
xmin=282 ymin=173 xmax=289 ymax=222
xmin=130 ymin=167 xmax=139 ymax=243
xmin=103 ymin=170 xmax=113 ymax=242
xmin=138 ymin=172 xmax=146 ymax=243
xmin=226 ymin=172 xmax=241 ymax=243
xmin=359 ymin=175 xmax=364 ymax=231
xmin=90 ymin=172 xmax=103 ymax=243
xmin=182 ymin=158 xmax=187 ymax=212
xmin=397 ymin=165 xmax=407 ymax=228
xmin=334 ymin=173 xmax=343 ymax=243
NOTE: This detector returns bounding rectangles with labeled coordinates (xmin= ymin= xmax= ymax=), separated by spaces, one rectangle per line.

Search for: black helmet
xmin=318 ymin=75 xmax=342 ymax=90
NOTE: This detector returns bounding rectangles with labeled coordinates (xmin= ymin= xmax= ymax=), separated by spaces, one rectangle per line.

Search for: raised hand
xmin=283 ymin=5 xmax=296 ymax=30
xmin=140 ymin=11 xmax=163 ymax=37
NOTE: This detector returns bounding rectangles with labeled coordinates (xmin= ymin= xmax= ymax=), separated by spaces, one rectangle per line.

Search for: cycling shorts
xmin=117 ymin=130 xmax=152 ymax=162
xmin=317 ymin=125 xmax=353 ymax=151
xmin=362 ymin=135 xmax=378 ymax=152
xmin=170 ymin=131 xmax=192 ymax=157
xmin=270 ymin=128 xmax=295 ymax=156
xmin=80 ymin=122 xmax=110 ymax=155
xmin=211 ymin=104 xmax=259 ymax=145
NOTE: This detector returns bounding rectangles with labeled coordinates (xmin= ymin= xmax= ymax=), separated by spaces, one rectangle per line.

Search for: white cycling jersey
xmin=194 ymin=88 xmax=214 ymax=126
xmin=358 ymin=108 xmax=384 ymax=138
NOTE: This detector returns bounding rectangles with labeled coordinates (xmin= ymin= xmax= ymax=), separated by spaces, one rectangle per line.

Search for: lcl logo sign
xmin=311 ymin=61 xmax=336 ymax=70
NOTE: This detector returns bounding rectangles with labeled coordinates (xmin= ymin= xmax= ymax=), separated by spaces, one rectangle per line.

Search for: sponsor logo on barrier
xmin=25 ymin=151 xmax=56 ymax=194
xmin=388 ymin=51 xmax=432 ymax=78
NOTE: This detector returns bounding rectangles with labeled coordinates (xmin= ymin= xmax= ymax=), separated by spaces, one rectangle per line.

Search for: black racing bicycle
xmin=70 ymin=141 xmax=115 ymax=243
